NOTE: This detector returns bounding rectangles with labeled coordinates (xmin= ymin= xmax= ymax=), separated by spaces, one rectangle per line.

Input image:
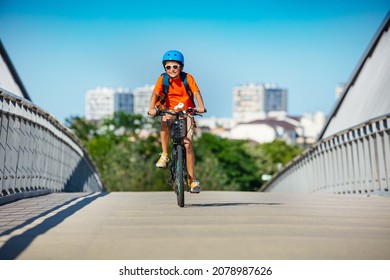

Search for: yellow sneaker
xmin=156 ymin=153 xmax=169 ymax=168
xmin=190 ymin=180 xmax=201 ymax=193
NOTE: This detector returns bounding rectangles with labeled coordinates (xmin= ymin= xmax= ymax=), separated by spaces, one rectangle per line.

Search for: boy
xmin=148 ymin=50 xmax=206 ymax=193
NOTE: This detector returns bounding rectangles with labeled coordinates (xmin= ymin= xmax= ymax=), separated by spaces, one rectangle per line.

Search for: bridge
xmin=1 ymin=13 xmax=390 ymax=262
xmin=0 ymin=191 xmax=390 ymax=260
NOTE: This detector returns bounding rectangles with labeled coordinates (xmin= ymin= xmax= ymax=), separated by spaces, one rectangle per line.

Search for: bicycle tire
xmin=176 ymin=146 xmax=185 ymax=207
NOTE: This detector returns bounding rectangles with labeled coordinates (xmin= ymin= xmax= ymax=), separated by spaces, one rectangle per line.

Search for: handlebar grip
xmin=195 ymin=108 xmax=207 ymax=113
xmin=147 ymin=109 xmax=162 ymax=117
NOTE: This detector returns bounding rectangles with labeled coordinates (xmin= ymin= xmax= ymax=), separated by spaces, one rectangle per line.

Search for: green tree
xmin=100 ymin=139 xmax=169 ymax=192
xmin=66 ymin=113 xmax=168 ymax=192
xmin=195 ymin=133 xmax=260 ymax=191
xmin=246 ymin=139 xmax=303 ymax=184
xmin=65 ymin=116 xmax=98 ymax=145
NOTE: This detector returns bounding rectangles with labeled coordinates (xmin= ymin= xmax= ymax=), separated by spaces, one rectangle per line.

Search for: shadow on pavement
xmin=0 ymin=192 xmax=108 ymax=260
xmin=188 ymin=202 xmax=281 ymax=207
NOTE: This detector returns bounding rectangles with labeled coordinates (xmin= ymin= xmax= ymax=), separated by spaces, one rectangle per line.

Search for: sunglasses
xmin=165 ymin=65 xmax=181 ymax=70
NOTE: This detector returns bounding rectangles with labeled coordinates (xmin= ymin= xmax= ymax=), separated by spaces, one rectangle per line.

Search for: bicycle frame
xmin=167 ymin=112 xmax=190 ymax=207
xmin=157 ymin=107 xmax=201 ymax=207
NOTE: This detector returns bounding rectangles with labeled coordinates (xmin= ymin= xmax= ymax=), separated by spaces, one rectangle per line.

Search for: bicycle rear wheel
xmin=176 ymin=146 xmax=185 ymax=207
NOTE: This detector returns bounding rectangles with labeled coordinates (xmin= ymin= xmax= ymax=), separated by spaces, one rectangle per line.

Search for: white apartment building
xmin=85 ymin=87 xmax=133 ymax=121
xmin=133 ymin=84 xmax=154 ymax=116
xmin=233 ymin=83 xmax=287 ymax=123
xmin=199 ymin=111 xmax=326 ymax=145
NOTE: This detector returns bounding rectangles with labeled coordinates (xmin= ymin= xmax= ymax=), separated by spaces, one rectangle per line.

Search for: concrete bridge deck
xmin=0 ymin=191 xmax=389 ymax=260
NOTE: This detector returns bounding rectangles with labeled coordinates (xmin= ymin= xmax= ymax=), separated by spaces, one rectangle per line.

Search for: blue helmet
xmin=162 ymin=50 xmax=184 ymax=65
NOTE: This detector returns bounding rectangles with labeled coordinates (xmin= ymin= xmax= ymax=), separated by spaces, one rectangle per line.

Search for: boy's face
xmin=164 ymin=61 xmax=182 ymax=78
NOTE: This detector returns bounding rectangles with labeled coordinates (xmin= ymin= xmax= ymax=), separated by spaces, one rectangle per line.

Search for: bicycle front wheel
xmin=176 ymin=146 xmax=185 ymax=207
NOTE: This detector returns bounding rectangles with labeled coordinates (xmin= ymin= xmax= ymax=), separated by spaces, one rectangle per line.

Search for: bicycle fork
xmin=169 ymin=144 xmax=189 ymax=192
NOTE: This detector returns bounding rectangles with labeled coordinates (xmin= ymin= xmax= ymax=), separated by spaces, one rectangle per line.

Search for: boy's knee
xmin=161 ymin=121 xmax=168 ymax=130
xmin=184 ymin=138 xmax=193 ymax=149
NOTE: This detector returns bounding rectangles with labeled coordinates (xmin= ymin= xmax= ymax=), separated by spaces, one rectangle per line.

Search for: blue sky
xmin=1 ymin=0 xmax=389 ymax=123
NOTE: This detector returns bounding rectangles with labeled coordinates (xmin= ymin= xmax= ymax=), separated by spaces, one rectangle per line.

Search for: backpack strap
xmin=162 ymin=72 xmax=170 ymax=95
xmin=155 ymin=73 xmax=170 ymax=108
xmin=179 ymin=72 xmax=191 ymax=96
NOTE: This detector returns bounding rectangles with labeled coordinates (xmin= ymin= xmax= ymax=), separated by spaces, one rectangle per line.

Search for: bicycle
xmin=154 ymin=103 xmax=204 ymax=207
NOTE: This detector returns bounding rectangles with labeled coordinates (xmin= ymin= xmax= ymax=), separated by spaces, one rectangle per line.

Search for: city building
xmin=229 ymin=116 xmax=299 ymax=144
xmin=85 ymin=87 xmax=133 ymax=121
xmin=133 ymin=84 xmax=154 ymax=116
xmin=297 ymin=111 xmax=326 ymax=144
xmin=203 ymin=111 xmax=326 ymax=145
xmin=196 ymin=117 xmax=236 ymax=138
xmin=233 ymin=83 xmax=287 ymax=123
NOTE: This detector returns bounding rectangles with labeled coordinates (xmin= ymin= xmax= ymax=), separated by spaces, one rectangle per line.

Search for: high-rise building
xmin=233 ymin=83 xmax=287 ymax=123
xmin=133 ymin=85 xmax=154 ymax=116
xmin=85 ymin=87 xmax=133 ymax=121
xmin=264 ymin=86 xmax=287 ymax=113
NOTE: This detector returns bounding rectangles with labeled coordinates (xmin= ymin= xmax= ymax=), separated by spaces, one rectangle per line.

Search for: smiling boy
xmin=148 ymin=50 xmax=206 ymax=193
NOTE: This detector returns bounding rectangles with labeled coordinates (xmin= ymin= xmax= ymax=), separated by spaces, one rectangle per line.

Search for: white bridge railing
xmin=0 ymin=88 xmax=104 ymax=203
xmin=260 ymin=114 xmax=390 ymax=195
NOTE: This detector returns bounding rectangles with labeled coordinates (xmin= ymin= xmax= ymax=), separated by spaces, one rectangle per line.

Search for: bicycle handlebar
xmin=149 ymin=107 xmax=207 ymax=118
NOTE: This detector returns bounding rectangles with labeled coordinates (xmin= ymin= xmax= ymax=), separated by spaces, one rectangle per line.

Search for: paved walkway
xmin=0 ymin=191 xmax=389 ymax=259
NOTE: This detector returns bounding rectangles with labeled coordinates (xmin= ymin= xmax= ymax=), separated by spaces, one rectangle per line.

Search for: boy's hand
xmin=148 ymin=108 xmax=157 ymax=116
xmin=196 ymin=106 xmax=206 ymax=113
